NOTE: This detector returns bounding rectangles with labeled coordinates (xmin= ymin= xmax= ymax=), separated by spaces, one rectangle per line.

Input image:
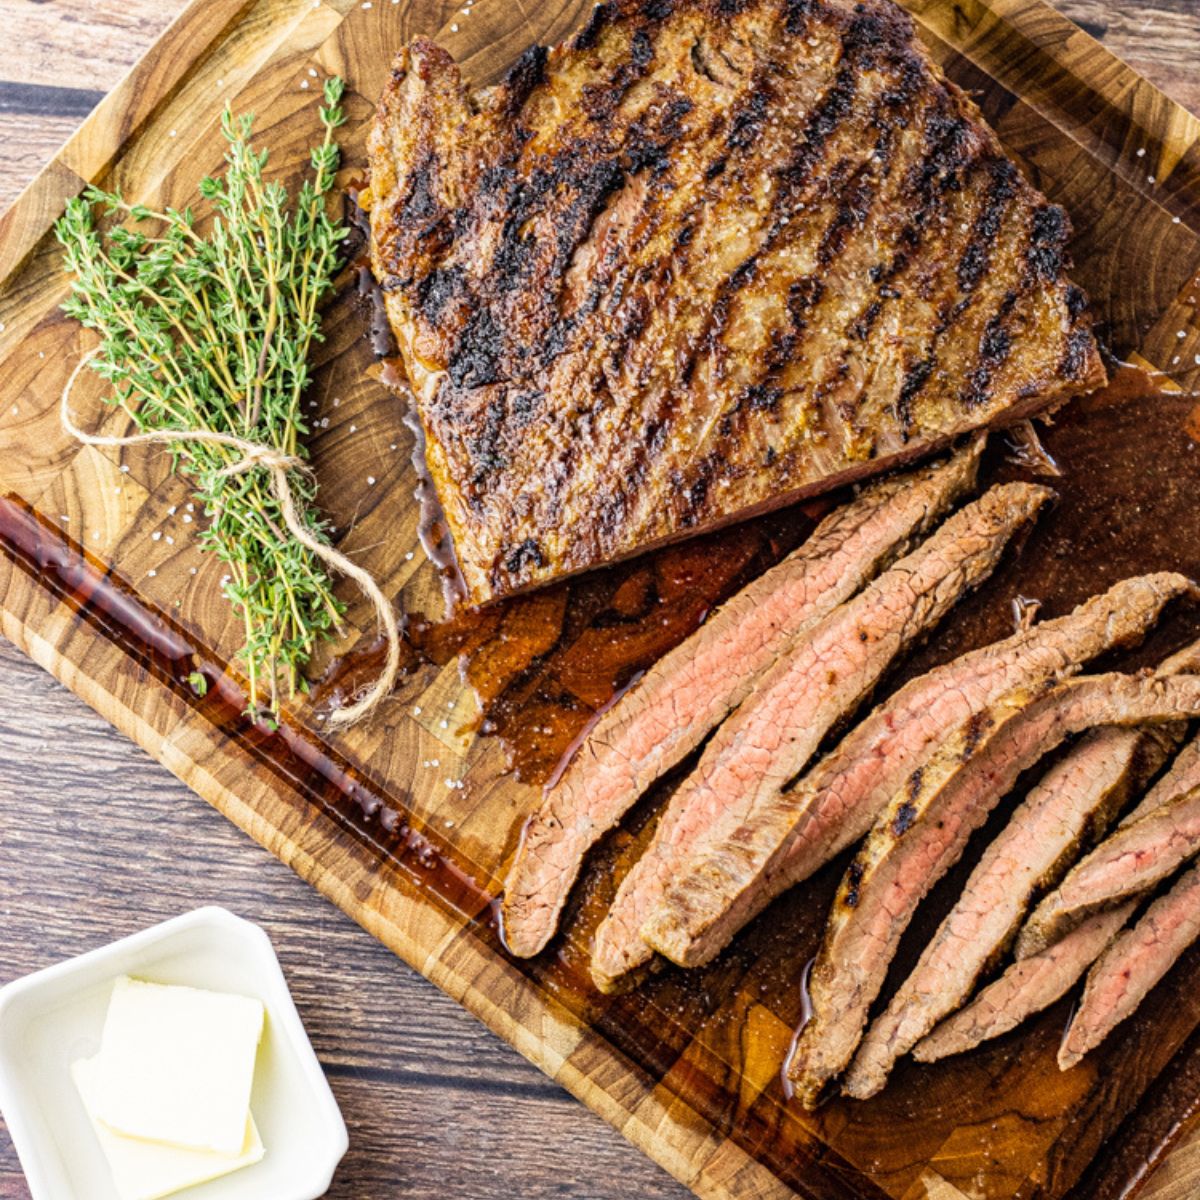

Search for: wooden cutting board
xmin=2 ymin=1 xmax=1200 ymax=1197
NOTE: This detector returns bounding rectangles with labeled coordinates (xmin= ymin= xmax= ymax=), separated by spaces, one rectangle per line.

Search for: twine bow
xmin=61 ymin=348 xmax=401 ymax=729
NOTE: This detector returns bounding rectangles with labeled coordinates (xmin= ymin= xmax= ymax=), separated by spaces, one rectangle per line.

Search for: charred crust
xmin=503 ymin=538 xmax=546 ymax=576
xmin=449 ymin=308 xmax=506 ymax=388
xmin=416 ymin=265 xmax=468 ymax=324
xmin=502 ymin=44 xmax=548 ymax=115
xmin=631 ymin=28 xmax=654 ymax=68
xmin=956 ymin=159 xmax=1018 ymax=293
xmin=1027 ymin=204 xmax=1070 ymax=281
xmin=1061 ymin=326 xmax=1096 ymax=379
xmin=727 ymin=88 xmax=770 ymax=150
xmin=1064 ymin=283 xmax=1089 ymax=322
xmin=892 ymin=801 xmax=918 ymax=836
xmin=571 ymin=2 xmax=613 ymax=51
xmin=843 ymin=859 xmax=865 ymax=908
xmin=784 ymin=0 xmax=817 ymax=34
xmin=907 ymin=766 xmax=924 ymax=800
xmin=959 ymin=290 xmax=1017 ymax=408
xmin=961 ymin=710 xmax=993 ymax=760
xmin=895 ymin=356 xmax=935 ymax=438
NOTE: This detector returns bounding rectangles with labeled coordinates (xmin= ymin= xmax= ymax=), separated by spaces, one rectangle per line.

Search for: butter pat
xmin=92 ymin=977 xmax=265 ymax=1156
xmin=73 ymin=1056 xmax=264 ymax=1200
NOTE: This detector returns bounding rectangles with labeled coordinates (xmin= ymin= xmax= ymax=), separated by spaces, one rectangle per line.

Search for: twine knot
xmin=61 ymin=347 xmax=402 ymax=728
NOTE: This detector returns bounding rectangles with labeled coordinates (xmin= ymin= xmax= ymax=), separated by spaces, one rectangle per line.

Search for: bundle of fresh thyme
xmin=56 ymin=78 xmax=353 ymax=718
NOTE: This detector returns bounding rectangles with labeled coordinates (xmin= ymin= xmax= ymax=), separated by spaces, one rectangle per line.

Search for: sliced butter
xmin=91 ymin=977 xmax=265 ymax=1155
xmin=73 ymin=1056 xmax=264 ymax=1200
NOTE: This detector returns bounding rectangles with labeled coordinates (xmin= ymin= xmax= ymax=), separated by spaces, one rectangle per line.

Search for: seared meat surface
xmin=367 ymin=0 xmax=1105 ymax=605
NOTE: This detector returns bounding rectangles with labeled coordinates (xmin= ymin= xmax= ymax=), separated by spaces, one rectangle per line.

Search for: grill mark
xmin=699 ymin=25 xmax=942 ymax=457
xmin=570 ymin=2 xmax=612 ymax=51
xmin=895 ymin=356 xmax=934 ymax=438
xmin=883 ymin=154 xmax=1020 ymax=427
xmin=718 ymin=57 xmax=930 ymax=445
xmin=679 ymin=54 xmax=866 ymax=388
xmin=1026 ymin=204 xmax=1070 ymax=282
xmin=1061 ymin=327 xmax=1095 ymax=380
xmin=956 ymin=159 xmax=1019 ymax=293
xmin=958 ymin=289 xmax=1017 ymax=409
xmin=501 ymin=44 xmax=548 ymax=116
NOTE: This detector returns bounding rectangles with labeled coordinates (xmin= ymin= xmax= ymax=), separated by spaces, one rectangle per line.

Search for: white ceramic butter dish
xmin=0 ymin=907 xmax=348 ymax=1200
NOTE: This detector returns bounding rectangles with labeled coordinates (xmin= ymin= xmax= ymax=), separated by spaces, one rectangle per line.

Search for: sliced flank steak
xmin=1059 ymin=861 xmax=1200 ymax=1069
xmin=500 ymin=448 xmax=982 ymax=959
xmin=588 ymin=482 xmax=1050 ymax=990
xmin=913 ymin=903 xmax=1135 ymax=1063
xmin=1018 ymin=734 xmax=1200 ymax=958
xmin=641 ymin=574 xmax=1196 ymax=970
xmin=846 ymin=642 xmax=1200 ymax=1090
xmin=788 ymin=672 xmax=1200 ymax=1108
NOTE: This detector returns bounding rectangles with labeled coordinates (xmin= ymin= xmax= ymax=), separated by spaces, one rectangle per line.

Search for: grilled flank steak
xmin=366 ymin=0 xmax=1106 ymax=605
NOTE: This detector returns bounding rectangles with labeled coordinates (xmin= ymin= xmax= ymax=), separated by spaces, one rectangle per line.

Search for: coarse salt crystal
xmin=166 ymin=535 xmax=174 ymax=545
xmin=152 ymin=531 xmax=162 ymax=541
xmin=308 ymin=68 xmax=318 ymax=77
xmin=451 ymin=23 xmax=459 ymax=30
xmin=183 ymin=514 xmax=192 ymax=523
xmin=367 ymin=476 xmax=376 ymax=485
xmin=413 ymin=705 xmax=422 ymax=715
xmin=1137 ymin=148 xmax=1146 ymax=158
xmin=120 ymin=464 xmax=130 ymax=473
xmin=148 ymin=569 xmax=157 ymax=577
xmin=349 ymin=424 xmax=357 ymax=432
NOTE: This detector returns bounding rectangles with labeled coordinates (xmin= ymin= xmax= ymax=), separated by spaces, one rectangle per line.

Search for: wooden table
xmin=1 ymin=2 xmax=1198 ymax=1198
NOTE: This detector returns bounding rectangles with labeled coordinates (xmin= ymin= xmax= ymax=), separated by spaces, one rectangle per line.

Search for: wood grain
xmin=1 ymin=2 xmax=1199 ymax=1199
xmin=0 ymin=640 xmax=689 ymax=1200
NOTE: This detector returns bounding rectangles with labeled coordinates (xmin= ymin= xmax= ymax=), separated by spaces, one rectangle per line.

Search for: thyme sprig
xmin=56 ymin=78 xmax=351 ymax=716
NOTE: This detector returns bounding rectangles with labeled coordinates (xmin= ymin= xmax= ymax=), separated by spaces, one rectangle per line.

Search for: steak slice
xmin=642 ymin=574 xmax=1195 ymax=969
xmin=846 ymin=643 xmax=1200 ymax=1090
xmin=788 ymin=672 xmax=1200 ymax=1108
xmin=367 ymin=0 xmax=1105 ymax=606
xmin=1059 ymin=862 xmax=1200 ymax=1069
xmin=589 ymin=482 xmax=1050 ymax=990
xmin=912 ymin=903 xmax=1135 ymax=1063
xmin=1017 ymin=735 xmax=1200 ymax=957
xmin=501 ymin=447 xmax=981 ymax=959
